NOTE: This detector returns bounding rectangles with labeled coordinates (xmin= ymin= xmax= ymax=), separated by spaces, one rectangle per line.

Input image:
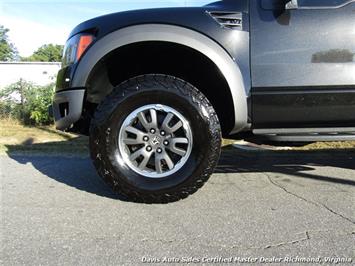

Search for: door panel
xmin=250 ymin=0 xmax=355 ymax=128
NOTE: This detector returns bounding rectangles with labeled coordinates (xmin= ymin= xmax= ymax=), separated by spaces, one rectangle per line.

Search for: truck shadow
xmin=4 ymin=142 xmax=355 ymax=201
xmin=217 ymin=146 xmax=355 ymax=186
xmin=4 ymin=139 xmax=121 ymax=200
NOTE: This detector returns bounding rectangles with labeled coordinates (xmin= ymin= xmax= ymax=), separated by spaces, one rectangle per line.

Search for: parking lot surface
xmin=1 ymin=147 xmax=354 ymax=265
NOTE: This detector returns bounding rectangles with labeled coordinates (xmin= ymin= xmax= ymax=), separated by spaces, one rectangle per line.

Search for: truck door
xmin=250 ymin=0 xmax=355 ymax=128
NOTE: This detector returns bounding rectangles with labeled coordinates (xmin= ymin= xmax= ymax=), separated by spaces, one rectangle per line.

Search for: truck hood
xmin=69 ymin=7 xmax=206 ymax=40
xmin=68 ymin=1 xmax=247 ymax=40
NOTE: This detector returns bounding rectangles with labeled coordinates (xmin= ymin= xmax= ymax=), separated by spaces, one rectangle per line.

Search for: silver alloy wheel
xmin=118 ymin=104 xmax=193 ymax=178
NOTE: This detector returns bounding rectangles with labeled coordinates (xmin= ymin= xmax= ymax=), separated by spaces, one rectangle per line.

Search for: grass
xmin=294 ymin=141 xmax=355 ymax=150
xmin=1 ymin=118 xmax=355 ymax=156
xmin=0 ymin=119 xmax=88 ymax=156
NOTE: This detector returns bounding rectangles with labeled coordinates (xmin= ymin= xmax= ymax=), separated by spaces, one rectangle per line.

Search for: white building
xmin=0 ymin=61 xmax=61 ymax=88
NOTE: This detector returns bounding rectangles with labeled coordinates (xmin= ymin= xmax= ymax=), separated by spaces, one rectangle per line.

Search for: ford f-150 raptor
xmin=53 ymin=0 xmax=355 ymax=202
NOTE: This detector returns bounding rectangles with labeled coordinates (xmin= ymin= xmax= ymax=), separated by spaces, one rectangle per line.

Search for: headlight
xmin=62 ymin=34 xmax=94 ymax=67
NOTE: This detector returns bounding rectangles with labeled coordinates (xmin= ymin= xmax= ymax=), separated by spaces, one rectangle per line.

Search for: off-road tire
xmin=89 ymin=74 xmax=221 ymax=203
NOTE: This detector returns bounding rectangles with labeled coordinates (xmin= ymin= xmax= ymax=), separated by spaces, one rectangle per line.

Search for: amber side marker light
xmin=76 ymin=35 xmax=94 ymax=60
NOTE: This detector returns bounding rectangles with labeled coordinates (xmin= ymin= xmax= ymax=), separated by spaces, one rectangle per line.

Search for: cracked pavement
xmin=1 ymin=147 xmax=355 ymax=265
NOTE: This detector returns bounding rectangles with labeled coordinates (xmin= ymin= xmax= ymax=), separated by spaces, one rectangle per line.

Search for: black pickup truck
xmin=53 ymin=0 xmax=355 ymax=202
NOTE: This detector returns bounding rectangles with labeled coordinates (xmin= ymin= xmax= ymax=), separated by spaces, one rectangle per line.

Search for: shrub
xmin=0 ymin=79 xmax=54 ymax=125
xmin=0 ymin=101 xmax=22 ymax=120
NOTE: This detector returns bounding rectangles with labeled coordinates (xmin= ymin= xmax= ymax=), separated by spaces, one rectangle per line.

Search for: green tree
xmin=0 ymin=79 xmax=54 ymax=125
xmin=0 ymin=25 xmax=18 ymax=61
xmin=22 ymin=44 xmax=64 ymax=62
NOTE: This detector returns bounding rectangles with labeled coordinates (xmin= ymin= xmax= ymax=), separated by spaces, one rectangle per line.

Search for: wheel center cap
xmin=151 ymin=136 xmax=161 ymax=146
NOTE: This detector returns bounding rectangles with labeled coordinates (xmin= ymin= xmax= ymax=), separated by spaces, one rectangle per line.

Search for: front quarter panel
xmin=69 ymin=1 xmax=251 ymax=133
xmin=72 ymin=24 xmax=249 ymax=133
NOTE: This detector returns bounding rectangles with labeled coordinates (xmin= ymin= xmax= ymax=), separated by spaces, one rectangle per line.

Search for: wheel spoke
xmin=155 ymin=157 xmax=163 ymax=174
xmin=161 ymin=113 xmax=174 ymax=132
xmin=123 ymin=138 xmax=143 ymax=145
xmin=129 ymin=147 xmax=145 ymax=161
xmin=137 ymin=111 xmax=150 ymax=130
xmin=161 ymin=151 xmax=174 ymax=170
xmin=171 ymin=137 xmax=188 ymax=144
xmin=138 ymin=152 xmax=151 ymax=170
xmin=170 ymin=121 xmax=183 ymax=133
xmin=161 ymin=113 xmax=182 ymax=133
xmin=149 ymin=109 xmax=158 ymax=128
xmin=168 ymin=137 xmax=188 ymax=156
xmin=169 ymin=146 xmax=186 ymax=157
xmin=125 ymin=126 xmax=145 ymax=139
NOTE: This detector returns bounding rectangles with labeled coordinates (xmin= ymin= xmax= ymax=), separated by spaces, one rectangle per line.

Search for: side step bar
xmin=252 ymin=127 xmax=355 ymax=142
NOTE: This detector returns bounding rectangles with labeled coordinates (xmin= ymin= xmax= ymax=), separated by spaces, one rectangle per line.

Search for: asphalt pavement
xmin=1 ymin=147 xmax=355 ymax=265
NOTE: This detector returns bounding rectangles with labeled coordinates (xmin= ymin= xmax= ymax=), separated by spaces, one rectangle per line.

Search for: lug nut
xmin=157 ymin=148 xmax=163 ymax=153
xmin=146 ymin=146 xmax=152 ymax=152
xmin=163 ymin=140 xmax=169 ymax=146
xmin=150 ymin=128 xmax=156 ymax=134
xmin=143 ymin=136 xmax=149 ymax=142
xmin=160 ymin=130 xmax=166 ymax=136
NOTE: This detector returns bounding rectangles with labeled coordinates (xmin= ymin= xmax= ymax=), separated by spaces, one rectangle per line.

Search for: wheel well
xmin=85 ymin=41 xmax=235 ymax=136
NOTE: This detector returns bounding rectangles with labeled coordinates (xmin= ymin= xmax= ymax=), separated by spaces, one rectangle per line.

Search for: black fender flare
xmin=72 ymin=24 xmax=248 ymax=133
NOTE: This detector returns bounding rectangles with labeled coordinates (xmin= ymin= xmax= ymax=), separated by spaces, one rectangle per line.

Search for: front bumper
xmin=52 ymin=89 xmax=85 ymax=130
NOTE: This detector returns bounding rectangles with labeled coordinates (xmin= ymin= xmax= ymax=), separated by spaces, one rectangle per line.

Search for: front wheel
xmin=89 ymin=75 xmax=221 ymax=203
